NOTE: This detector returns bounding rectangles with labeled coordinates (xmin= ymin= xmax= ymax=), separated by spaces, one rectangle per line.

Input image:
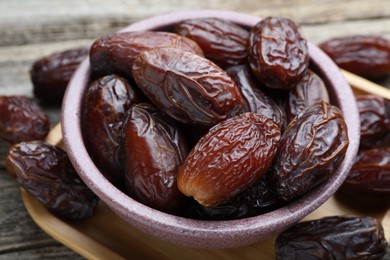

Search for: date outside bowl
xmin=61 ymin=10 xmax=360 ymax=249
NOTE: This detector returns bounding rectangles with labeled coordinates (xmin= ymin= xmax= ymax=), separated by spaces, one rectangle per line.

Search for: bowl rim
xmin=61 ymin=10 xmax=360 ymax=248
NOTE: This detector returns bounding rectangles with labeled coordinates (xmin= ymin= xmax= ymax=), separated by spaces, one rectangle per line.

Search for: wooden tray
xmin=21 ymin=71 xmax=390 ymax=260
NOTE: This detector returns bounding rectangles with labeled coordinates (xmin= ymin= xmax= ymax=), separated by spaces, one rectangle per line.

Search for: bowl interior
xmin=61 ymin=10 xmax=360 ymax=248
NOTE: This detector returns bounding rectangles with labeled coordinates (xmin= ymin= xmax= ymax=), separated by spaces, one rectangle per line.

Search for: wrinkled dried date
xmin=175 ymin=18 xmax=249 ymax=68
xmin=177 ymin=112 xmax=281 ymax=207
xmin=82 ymin=75 xmax=138 ymax=185
xmin=5 ymin=141 xmax=98 ymax=219
xmin=357 ymin=95 xmax=390 ymax=141
xmin=271 ymin=101 xmax=349 ymax=201
xmin=319 ymin=35 xmax=390 ymax=80
xmin=248 ymin=17 xmax=309 ymax=89
xmin=0 ymin=96 xmax=50 ymax=143
xmin=90 ymin=31 xmax=204 ymax=79
xmin=122 ymin=103 xmax=188 ymax=213
xmin=341 ymin=147 xmax=390 ymax=196
xmin=183 ymin=172 xmax=283 ymax=220
xmin=226 ymin=65 xmax=287 ymax=130
xmin=276 ymin=216 xmax=388 ymax=259
xmin=285 ymin=70 xmax=329 ymax=122
xmin=30 ymin=47 xmax=89 ymax=103
xmin=132 ymin=47 xmax=244 ymax=126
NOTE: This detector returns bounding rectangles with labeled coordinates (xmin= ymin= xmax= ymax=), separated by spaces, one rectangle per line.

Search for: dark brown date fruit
xmin=276 ymin=216 xmax=388 ymax=259
xmin=132 ymin=47 xmax=244 ymax=126
xmin=183 ymin=172 xmax=283 ymax=220
xmin=271 ymin=101 xmax=349 ymax=201
xmin=357 ymin=95 xmax=390 ymax=141
xmin=248 ymin=17 xmax=309 ymax=89
xmin=5 ymin=141 xmax=98 ymax=219
xmin=90 ymin=31 xmax=204 ymax=79
xmin=285 ymin=70 xmax=329 ymax=122
xmin=174 ymin=18 xmax=249 ymax=68
xmin=30 ymin=47 xmax=88 ymax=103
xmin=226 ymin=64 xmax=286 ymax=130
xmin=319 ymin=35 xmax=390 ymax=80
xmin=177 ymin=112 xmax=281 ymax=207
xmin=82 ymin=75 xmax=138 ymax=185
xmin=341 ymin=147 xmax=390 ymax=196
xmin=122 ymin=103 xmax=188 ymax=214
xmin=0 ymin=96 xmax=50 ymax=143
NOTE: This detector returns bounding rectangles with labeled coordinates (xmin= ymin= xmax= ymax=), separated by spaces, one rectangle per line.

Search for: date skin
xmin=90 ymin=31 xmax=204 ymax=79
xmin=0 ymin=96 xmax=50 ymax=144
xmin=341 ymin=148 xmax=390 ymax=196
xmin=175 ymin=18 xmax=249 ymax=68
xmin=30 ymin=47 xmax=89 ymax=104
xmin=183 ymin=172 xmax=283 ymax=220
xmin=271 ymin=101 xmax=349 ymax=201
xmin=132 ymin=47 xmax=244 ymax=126
xmin=248 ymin=17 xmax=309 ymax=89
xmin=122 ymin=103 xmax=188 ymax=214
xmin=82 ymin=75 xmax=138 ymax=185
xmin=285 ymin=70 xmax=329 ymax=122
xmin=319 ymin=35 xmax=390 ymax=80
xmin=357 ymin=95 xmax=390 ymax=141
xmin=276 ymin=216 xmax=388 ymax=260
xmin=226 ymin=65 xmax=287 ymax=130
xmin=177 ymin=112 xmax=281 ymax=207
xmin=5 ymin=141 xmax=98 ymax=219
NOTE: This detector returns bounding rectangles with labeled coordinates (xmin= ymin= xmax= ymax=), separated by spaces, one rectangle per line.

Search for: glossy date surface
xmin=177 ymin=112 xmax=281 ymax=207
xmin=82 ymin=75 xmax=138 ymax=185
xmin=132 ymin=47 xmax=244 ymax=126
xmin=0 ymin=96 xmax=50 ymax=143
xmin=90 ymin=31 xmax=203 ymax=79
xmin=271 ymin=101 xmax=349 ymax=201
xmin=319 ymin=35 xmax=390 ymax=80
xmin=5 ymin=141 xmax=98 ymax=219
xmin=248 ymin=17 xmax=309 ymax=89
xmin=226 ymin=65 xmax=286 ymax=130
xmin=30 ymin=47 xmax=89 ymax=103
xmin=276 ymin=216 xmax=388 ymax=260
xmin=342 ymin=147 xmax=390 ymax=196
xmin=175 ymin=18 xmax=249 ymax=68
xmin=122 ymin=103 xmax=188 ymax=214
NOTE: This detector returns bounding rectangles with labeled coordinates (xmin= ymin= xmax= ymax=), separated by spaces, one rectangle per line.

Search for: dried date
xmin=319 ymin=35 xmax=390 ymax=80
xmin=285 ymin=70 xmax=329 ymax=122
xmin=276 ymin=216 xmax=388 ymax=259
xmin=132 ymin=47 xmax=244 ymax=126
xmin=183 ymin=172 xmax=283 ymax=220
xmin=271 ymin=101 xmax=349 ymax=201
xmin=122 ymin=103 xmax=188 ymax=214
xmin=82 ymin=75 xmax=138 ymax=185
xmin=226 ymin=65 xmax=286 ymax=130
xmin=174 ymin=18 xmax=249 ymax=68
xmin=357 ymin=95 xmax=390 ymax=141
xmin=5 ymin=141 xmax=98 ymax=219
xmin=248 ymin=17 xmax=309 ymax=89
xmin=30 ymin=47 xmax=88 ymax=103
xmin=341 ymin=147 xmax=390 ymax=196
xmin=177 ymin=112 xmax=281 ymax=207
xmin=0 ymin=96 xmax=50 ymax=143
xmin=90 ymin=31 xmax=204 ymax=79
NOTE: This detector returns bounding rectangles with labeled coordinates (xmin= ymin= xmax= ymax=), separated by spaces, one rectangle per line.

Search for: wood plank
xmin=1 ymin=0 xmax=390 ymax=46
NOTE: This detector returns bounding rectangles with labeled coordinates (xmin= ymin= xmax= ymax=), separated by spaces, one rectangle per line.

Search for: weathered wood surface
xmin=1 ymin=0 xmax=390 ymax=259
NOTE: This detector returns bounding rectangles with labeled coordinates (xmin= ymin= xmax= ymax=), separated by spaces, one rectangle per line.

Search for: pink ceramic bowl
xmin=61 ymin=10 xmax=360 ymax=248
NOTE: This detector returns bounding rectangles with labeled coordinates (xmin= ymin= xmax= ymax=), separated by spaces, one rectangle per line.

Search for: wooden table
xmin=1 ymin=1 xmax=390 ymax=259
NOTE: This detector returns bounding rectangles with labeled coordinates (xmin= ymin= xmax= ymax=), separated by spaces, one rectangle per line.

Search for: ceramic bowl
xmin=61 ymin=10 xmax=360 ymax=248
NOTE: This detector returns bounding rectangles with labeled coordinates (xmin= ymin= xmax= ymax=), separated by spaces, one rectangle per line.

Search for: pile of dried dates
xmin=1 ymin=14 xmax=389 ymax=258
